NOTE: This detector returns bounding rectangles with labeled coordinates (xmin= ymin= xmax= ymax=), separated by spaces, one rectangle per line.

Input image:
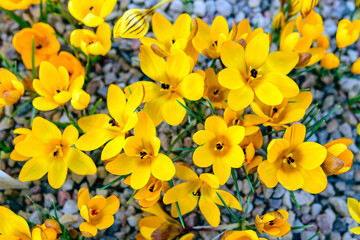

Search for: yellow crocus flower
xmin=113 ymin=0 xmax=172 ymax=39
xmin=163 ymin=162 xmax=241 ymax=227
xmin=78 ymin=186 xmax=120 ymax=238
xmin=13 ymin=117 xmax=97 ymax=189
xmin=0 ymin=68 xmax=24 ymax=107
xmin=322 ymin=138 xmax=354 ymax=175
xmin=68 ymin=0 xmax=117 ymax=27
xmin=32 ymin=61 xmax=90 ymax=111
xmin=352 ymin=57 xmax=360 ymax=74
xmin=0 ymin=0 xmax=32 ymax=10
xmin=257 ymin=123 xmax=328 ymax=193
xmin=70 ymin=22 xmax=112 ymax=56
xmin=48 ymin=51 xmax=85 ymax=83
xmin=320 ymin=53 xmax=340 ymax=69
xmin=348 ymin=198 xmax=360 ymax=234
xmin=105 ymin=111 xmax=175 ymax=189
xmin=336 ymin=19 xmax=360 ymax=48
xmin=221 ymin=230 xmax=267 ymax=240
xmin=296 ymin=10 xmax=324 ymax=42
xmin=255 ymin=210 xmax=291 ymax=237
xmin=300 ymin=0 xmax=318 ymax=17
xmin=75 ymin=84 xmax=144 ymax=160
xmin=192 ymin=115 xmax=245 ymax=184
xmin=218 ymin=33 xmax=299 ymax=111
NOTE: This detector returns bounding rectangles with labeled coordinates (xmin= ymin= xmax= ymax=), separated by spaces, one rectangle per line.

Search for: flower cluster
xmin=0 ymin=0 xmax=359 ymax=239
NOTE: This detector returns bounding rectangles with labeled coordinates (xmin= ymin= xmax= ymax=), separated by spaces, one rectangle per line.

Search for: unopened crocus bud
xmin=336 ymin=19 xmax=360 ymax=48
xmin=351 ymin=57 xmax=360 ymax=74
xmin=320 ymin=53 xmax=340 ymax=69
xmin=71 ymin=89 xmax=90 ymax=110
xmin=272 ymin=12 xmax=285 ymax=31
xmin=317 ymin=35 xmax=330 ymax=49
xmin=0 ymin=68 xmax=24 ymax=107
xmin=300 ymin=0 xmax=319 ymax=17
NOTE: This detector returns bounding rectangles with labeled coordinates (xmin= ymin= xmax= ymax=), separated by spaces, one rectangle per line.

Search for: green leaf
xmin=166 ymin=120 xmax=196 ymax=155
xmin=89 ymin=98 xmax=102 ymax=115
xmin=168 ymin=180 xmax=185 ymax=228
xmin=0 ymin=7 xmax=30 ymax=28
xmin=176 ymin=100 xmax=204 ymax=124
xmin=291 ymin=224 xmax=314 ymax=230
xmin=100 ymin=175 xmax=129 ymax=190
xmin=289 ymin=191 xmax=300 ymax=210
xmin=349 ymin=96 xmax=360 ymax=105
xmin=216 ymin=191 xmax=240 ymax=223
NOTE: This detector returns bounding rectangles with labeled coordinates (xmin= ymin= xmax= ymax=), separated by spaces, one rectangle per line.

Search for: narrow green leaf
xmin=176 ymin=100 xmax=204 ymax=124
xmin=127 ymin=189 xmax=139 ymax=204
xmin=291 ymin=224 xmax=314 ymax=230
xmin=0 ymin=7 xmax=30 ymax=28
xmin=206 ymin=97 xmax=216 ymax=115
xmin=3 ymin=99 xmax=32 ymax=124
xmin=304 ymin=109 xmax=320 ymax=127
xmin=289 ymin=191 xmax=300 ymax=210
xmin=27 ymin=195 xmax=47 ymax=219
xmin=100 ymin=175 xmax=129 ymax=190
xmin=349 ymin=96 xmax=360 ymax=105
xmin=169 ymin=180 xmax=185 ymax=228
xmin=231 ymin=168 xmax=242 ymax=208
xmin=242 ymin=166 xmax=254 ymax=192
xmin=308 ymin=231 xmax=320 ymax=240
xmin=216 ymin=191 xmax=240 ymax=223
xmin=301 ymin=103 xmax=318 ymax=124
xmin=166 ymin=120 xmax=196 ymax=155
xmin=171 ymin=150 xmax=194 ymax=162
xmin=307 ymin=105 xmax=340 ymax=133
xmin=89 ymin=98 xmax=102 ymax=115
xmin=305 ymin=120 xmax=325 ymax=141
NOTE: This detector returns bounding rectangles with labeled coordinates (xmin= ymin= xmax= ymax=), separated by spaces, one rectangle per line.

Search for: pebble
xmin=317 ymin=213 xmax=334 ymax=234
xmin=216 ymin=0 xmax=232 ymax=17
xmin=63 ymin=200 xmax=78 ymax=214
xmin=329 ymin=197 xmax=350 ymax=217
xmin=311 ymin=203 xmax=323 ymax=219
xmin=44 ymin=193 xmax=57 ymax=209
xmin=61 ymin=178 xmax=74 ymax=191
xmin=169 ymin=0 xmax=184 ymax=12
xmin=58 ymin=191 xmax=71 ymax=207
xmin=194 ymin=0 xmax=206 ymax=16
xmin=127 ymin=214 xmax=142 ymax=227
xmin=339 ymin=123 xmax=353 ymax=138
xmin=327 ymin=119 xmax=339 ymax=133
xmin=59 ymin=213 xmax=79 ymax=227
xmin=248 ymin=0 xmax=261 ymax=8
xmin=294 ymin=191 xmax=315 ymax=206
xmin=320 ymin=183 xmax=336 ymax=197
xmin=29 ymin=211 xmax=43 ymax=225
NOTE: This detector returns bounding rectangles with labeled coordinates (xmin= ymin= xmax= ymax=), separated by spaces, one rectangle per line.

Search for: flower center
xmin=215 ymin=142 xmax=224 ymax=151
xmin=109 ymin=119 xmax=120 ymax=127
xmin=51 ymin=144 xmax=63 ymax=158
xmin=36 ymin=44 xmax=42 ymax=49
xmin=90 ymin=209 xmax=99 ymax=216
xmin=268 ymin=220 xmax=274 ymax=226
xmin=250 ymin=69 xmax=258 ymax=78
xmin=272 ymin=107 xmax=278 ymax=113
xmin=149 ymin=184 xmax=155 ymax=192
xmin=139 ymin=151 xmax=147 ymax=159
xmin=161 ymin=83 xmax=170 ymax=89
xmin=192 ymin=189 xmax=201 ymax=196
xmin=213 ymin=89 xmax=219 ymax=95
xmin=89 ymin=6 xmax=94 ymax=11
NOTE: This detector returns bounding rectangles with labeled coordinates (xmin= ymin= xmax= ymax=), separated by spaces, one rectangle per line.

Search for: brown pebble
xmin=57 ymin=191 xmax=71 ymax=207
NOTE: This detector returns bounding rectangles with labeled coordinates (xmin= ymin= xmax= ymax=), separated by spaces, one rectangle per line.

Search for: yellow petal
xmin=174 ymin=161 xmax=199 ymax=181
xmin=32 ymin=97 xmax=59 ymax=111
xmin=0 ymin=206 xmax=31 ymax=240
xmin=350 ymin=226 xmax=360 ymax=235
xmin=258 ymin=160 xmax=279 ymax=188
xmin=162 ymin=98 xmax=186 ymax=126
xmin=199 ymin=173 xmax=219 ymax=188
xmin=176 ymin=73 xmax=204 ymax=101
xmin=78 ymin=114 xmax=111 ymax=132
xmin=95 ymin=215 xmax=114 ymax=229
xmin=213 ymin=190 xmax=242 ymax=210
xmin=293 ymin=142 xmax=327 ymax=170
xmin=152 ymin=12 xmax=173 ymax=46
xmin=213 ymin=158 xmax=231 ymax=185
xmin=299 ymin=167 xmax=327 ymax=194
xmin=283 ymin=123 xmax=306 ymax=151
xmin=205 ymin=115 xmax=228 ymax=136
xmin=260 ymin=51 xmax=299 ymax=75
xmin=62 ymin=125 xmax=78 ymax=147
xmin=245 ymin=33 xmax=269 ymax=69
xmin=105 ymin=154 xmax=139 ymax=175
xmin=107 ymin=84 xmax=126 ymax=122
xmin=218 ymin=68 xmax=246 ymax=90
xmin=102 ymin=195 xmax=120 ymax=215
xmin=227 ymin=126 xmax=245 ymax=145
xmin=150 ymin=153 xmax=175 ymax=181
xmin=220 ymin=41 xmax=246 ymax=72
xmin=199 ymin=189 xmax=220 ymax=227
xmin=79 ymin=222 xmax=97 ymax=238
xmin=78 ymin=186 xmax=90 ymax=210
xmin=193 ymin=130 xmax=216 ymax=145
xmin=211 ymin=15 xmax=229 ymax=43
xmin=348 ymin=198 xmax=360 ymax=224
xmin=131 ymin=162 xmax=151 ymax=189
xmin=252 ymin=78 xmax=283 ymax=106
xmin=225 ymin=145 xmax=244 ymax=168
xmin=101 ymin=135 xmax=126 ymax=160
xmin=143 ymin=95 xmax=167 ymax=126
xmin=32 ymin=117 xmax=61 ymax=143
xmin=19 ymin=156 xmax=52 ymax=182
xmin=228 ymin=86 xmax=254 ymax=111
xmin=48 ymin=159 xmax=68 ymax=189
xmin=163 ymin=181 xmax=201 ymax=204
xmin=166 ymin=50 xmax=190 ymax=83
xmin=193 ymin=144 xmax=216 ymax=168
xmin=277 ymin=164 xmax=304 ymax=191
xmin=75 ymin=129 xmax=118 ymax=151
xmin=139 ymin=45 xmax=167 ymax=82
xmin=65 ymin=148 xmax=97 ymax=175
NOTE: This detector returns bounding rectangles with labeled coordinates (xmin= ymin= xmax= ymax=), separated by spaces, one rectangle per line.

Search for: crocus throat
xmin=215 ymin=142 xmax=224 ymax=151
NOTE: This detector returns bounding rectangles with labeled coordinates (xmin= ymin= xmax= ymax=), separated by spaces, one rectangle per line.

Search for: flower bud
xmin=0 ymin=68 xmax=24 ymax=107
xmin=320 ymin=53 xmax=339 ymax=69
xmin=351 ymin=57 xmax=360 ymax=74
xmin=272 ymin=12 xmax=285 ymax=31
xmin=71 ymin=89 xmax=90 ymax=110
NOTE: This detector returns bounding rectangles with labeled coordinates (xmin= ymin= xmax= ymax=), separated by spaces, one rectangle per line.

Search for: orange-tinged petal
xmin=267 ymin=139 xmax=289 ymax=163
xmin=19 ymin=156 xmax=52 ymax=182
xmin=218 ymin=68 xmax=246 ymax=90
xmin=79 ymin=222 xmax=97 ymax=238
xmin=163 ymin=181 xmax=201 ymax=204
xmin=213 ymin=158 xmax=231 ymax=185
xmin=213 ymin=190 xmax=242 ymax=210
xmin=220 ymin=41 xmax=246 ymax=72
xmin=65 ymin=148 xmax=96 ymax=175
xmin=102 ymin=195 xmax=120 ymax=215
xmin=78 ymin=186 xmax=90 ymax=210
xmin=32 ymin=117 xmax=61 ymax=143
xmin=245 ymin=33 xmax=269 ymax=69
xmin=48 ymin=159 xmax=68 ymax=189
xmin=95 ymin=215 xmax=114 ymax=229
xmin=258 ymin=160 xmax=279 ymax=188
xmin=88 ymin=195 xmax=106 ymax=211
xmin=299 ymin=167 xmax=327 ymax=194
xmin=162 ymin=98 xmax=186 ymax=126
xmin=283 ymin=123 xmax=306 ymax=151
xmin=101 ymin=135 xmax=126 ymax=160
xmin=150 ymin=153 xmax=175 ymax=181
xmin=277 ymin=164 xmax=304 ymax=191
xmin=260 ymin=51 xmax=299 ymax=75
xmin=193 ymin=144 xmax=216 ymax=167
xmin=228 ymin=86 xmax=254 ymax=111
xmin=293 ymin=142 xmax=327 ymax=170
xmin=131 ymin=162 xmax=151 ymax=189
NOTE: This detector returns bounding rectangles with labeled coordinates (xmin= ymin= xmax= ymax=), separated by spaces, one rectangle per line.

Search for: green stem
xmin=308 ymin=231 xmax=320 ymax=240
xmin=216 ymin=191 xmax=240 ymax=223
xmin=100 ymin=175 xmax=129 ymax=190
xmin=206 ymin=97 xmax=216 ymax=115
xmin=56 ymin=2 xmax=77 ymax=29
xmin=242 ymin=166 xmax=254 ymax=192
xmin=166 ymin=120 xmax=196 ymax=155
xmin=0 ymin=7 xmax=30 ymax=28
xmin=301 ymin=103 xmax=318 ymax=124
xmin=176 ymin=100 xmax=204 ymax=124
xmin=289 ymin=191 xmax=300 ymax=209
xmin=62 ymin=105 xmax=81 ymax=132
xmin=169 ymin=180 xmax=185 ymax=228
xmin=127 ymin=189 xmax=139 ymax=204
xmin=231 ymin=168 xmax=242 ymax=208
xmin=289 ymin=65 xmax=317 ymax=78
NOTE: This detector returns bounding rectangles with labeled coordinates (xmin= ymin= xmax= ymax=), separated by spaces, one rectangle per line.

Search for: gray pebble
xmin=63 ymin=200 xmax=78 ymax=214
xmin=194 ymin=0 xmax=206 ymax=17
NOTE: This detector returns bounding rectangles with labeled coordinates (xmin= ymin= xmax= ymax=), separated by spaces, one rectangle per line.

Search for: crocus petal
xmin=166 ymin=50 xmax=191 ymax=83
xmin=78 ymin=186 xmax=90 ymax=210
xmin=277 ymin=164 xmax=304 ymax=191
xmin=95 ymin=215 xmax=114 ymax=229
xmin=79 ymin=222 xmax=97 ymax=238
xmin=143 ymin=95 xmax=167 ymax=126
xmin=267 ymin=139 xmax=289 ymax=163
xmin=257 ymin=160 xmax=279 ymax=188
xmin=151 ymin=154 xmax=175 ymax=181
xmin=220 ymin=41 xmax=246 ymax=72
xmin=107 ymin=84 xmax=126 ymax=122
xmin=251 ymin=79 xmax=283 ymax=106
xmin=218 ymin=68 xmax=246 ymax=90
xmin=177 ymin=73 xmax=204 ymax=100
xmin=245 ymin=33 xmax=269 ymax=69
xmin=101 ymin=135 xmax=126 ymax=160
xmin=19 ymin=156 xmax=52 ymax=182
xmin=131 ymin=162 xmax=151 ymax=189
xmin=283 ymin=123 xmax=306 ymax=151
xmin=205 ymin=115 xmax=228 ymax=136
xmin=139 ymin=45 xmax=167 ymax=82
xmin=261 ymin=72 xmax=299 ymax=98
xmin=134 ymin=111 xmax=156 ymax=147
xmin=62 ymin=125 xmax=79 ymax=147
xmin=350 ymin=226 xmax=360 ymax=234
xmin=260 ymin=51 xmax=299 ymax=75
xmin=171 ymin=195 xmax=199 ymax=218
xmin=227 ymin=126 xmax=245 ymax=145
xmin=48 ymin=160 xmax=68 ymax=189
xmin=152 ymin=12 xmax=173 ymax=48
xmin=65 ymin=148 xmax=97 ymax=175
xmin=162 ymin=98 xmax=186 ymax=126
xmin=78 ymin=114 xmax=111 ymax=132
xmin=75 ymin=129 xmax=118 ymax=151
xmin=105 ymin=154 xmax=139 ymax=175
xmin=102 ymin=195 xmax=120 ymax=215
xmin=88 ymin=195 xmax=106 ymax=210
xmin=199 ymin=190 xmax=220 ymax=227
xmin=228 ymin=86 xmax=254 ymax=111
xmin=193 ymin=145 xmax=216 ymax=168
xmin=174 ymin=162 xmax=199 ymax=181
xmin=299 ymin=167 xmax=327 ymax=194
xmin=163 ymin=181 xmax=201 ymax=204
xmin=348 ymin=198 xmax=360 ymax=224
xmin=293 ymin=142 xmax=327 ymax=170
xmin=225 ymin=145 xmax=245 ymax=168
xmin=193 ymin=130 xmax=216 ymax=145
xmin=32 ymin=117 xmax=61 ymax=143
xmin=0 ymin=206 xmax=31 ymax=240
xmin=213 ymin=158 xmax=231 ymax=185
xmin=15 ymin=135 xmax=47 ymax=157
xmin=32 ymin=97 xmax=59 ymax=111
xmin=213 ymin=190 xmax=242 ymax=210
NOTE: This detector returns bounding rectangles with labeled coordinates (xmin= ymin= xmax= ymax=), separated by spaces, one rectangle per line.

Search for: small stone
xmin=329 ymin=232 xmax=341 ymax=240
xmin=184 ymin=213 xmax=198 ymax=228
xmin=58 ymin=191 xmax=71 ymax=207
xmin=59 ymin=213 xmax=79 ymax=227
xmin=60 ymin=178 xmax=74 ymax=191
xmin=269 ymin=198 xmax=282 ymax=209
xmin=44 ymin=193 xmax=57 ymax=209
xmin=335 ymin=181 xmax=346 ymax=192
xmin=319 ymin=183 xmax=335 ymax=197
xmin=71 ymin=172 xmax=85 ymax=184
xmin=316 ymin=214 xmax=334 ymax=235
xmin=311 ymin=203 xmax=322 ymax=219
xmin=29 ymin=211 xmax=43 ymax=225
xmin=248 ymin=0 xmax=261 ymax=8
xmin=294 ymin=190 xmax=315 ymax=206
xmin=282 ymin=191 xmax=292 ymax=209
xmin=169 ymin=0 xmax=184 ymax=12
xmin=216 ymin=0 xmax=232 ymax=17
xmin=127 ymin=214 xmax=141 ymax=227
xmin=272 ymin=185 xmax=286 ymax=198
xmin=63 ymin=200 xmax=78 ymax=214
xmin=326 ymin=119 xmax=338 ymax=133
xmin=86 ymin=173 xmax=97 ymax=187
xmin=194 ymin=0 xmax=206 ymax=16
xmin=333 ymin=218 xmax=347 ymax=233
xmin=97 ymin=166 xmax=107 ymax=179
xmin=339 ymin=123 xmax=353 ymax=138
xmin=301 ymin=231 xmax=319 ymax=240
xmin=329 ymin=197 xmax=349 ymax=217
xmin=205 ymin=1 xmax=216 ymax=16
